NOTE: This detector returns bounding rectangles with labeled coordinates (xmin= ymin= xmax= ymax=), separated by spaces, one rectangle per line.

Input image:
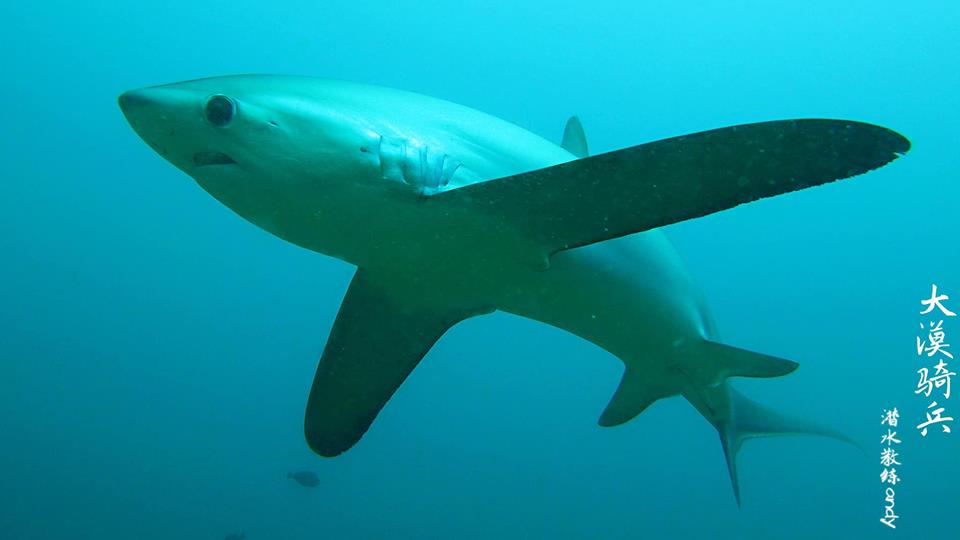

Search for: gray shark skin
xmin=119 ymin=75 xmax=909 ymax=506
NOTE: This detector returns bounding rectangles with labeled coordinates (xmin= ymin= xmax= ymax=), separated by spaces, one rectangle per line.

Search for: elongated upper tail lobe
xmin=684 ymin=371 xmax=861 ymax=507
xmin=599 ymin=338 xmax=859 ymax=507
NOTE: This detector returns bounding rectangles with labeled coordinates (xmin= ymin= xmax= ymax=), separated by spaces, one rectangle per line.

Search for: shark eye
xmin=205 ymin=95 xmax=236 ymax=127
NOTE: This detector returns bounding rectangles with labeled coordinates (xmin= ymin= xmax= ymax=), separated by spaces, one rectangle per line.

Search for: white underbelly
xmin=495 ymin=230 xmax=715 ymax=366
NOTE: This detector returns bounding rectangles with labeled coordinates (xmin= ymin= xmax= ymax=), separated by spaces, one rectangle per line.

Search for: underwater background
xmin=1 ymin=1 xmax=957 ymax=538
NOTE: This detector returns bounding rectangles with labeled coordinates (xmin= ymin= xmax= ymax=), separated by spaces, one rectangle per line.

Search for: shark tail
xmin=599 ymin=339 xmax=798 ymax=427
xmin=661 ymin=340 xmax=861 ymax=507
xmin=598 ymin=339 xmax=859 ymax=507
xmin=698 ymin=383 xmax=861 ymax=508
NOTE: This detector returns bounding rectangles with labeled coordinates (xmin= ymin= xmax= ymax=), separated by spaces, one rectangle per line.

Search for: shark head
xmin=118 ymin=76 xmax=386 ymax=251
xmin=118 ymin=75 xmax=381 ymax=187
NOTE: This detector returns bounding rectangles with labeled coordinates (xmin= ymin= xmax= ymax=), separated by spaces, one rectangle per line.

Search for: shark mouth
xmin=193 ymin=151 xmax=236 ymax=167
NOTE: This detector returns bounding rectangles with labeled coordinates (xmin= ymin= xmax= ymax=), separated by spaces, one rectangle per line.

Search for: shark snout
xmin=118 ymin=87 xmax=193 ymax=162
xmin=117 ymin=89 xmax=152 ymax=113
xmin=117 ymin=87 xmax=176 ymax=128
xmin=117 ymin=88 xmax=170 ymax=126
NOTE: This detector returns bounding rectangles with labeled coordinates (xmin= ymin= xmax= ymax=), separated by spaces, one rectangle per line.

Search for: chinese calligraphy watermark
xmin=880 ymin=407 xmax=900 ymax=528
xmin=879 ymin=284 xmax=955 ymax=529
xmin=916 ymin=284 xmax=955 ymax=436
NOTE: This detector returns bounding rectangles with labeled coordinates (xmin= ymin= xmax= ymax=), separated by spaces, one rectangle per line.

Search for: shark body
xmin=119 ymin=75 xmax=908 ymax=504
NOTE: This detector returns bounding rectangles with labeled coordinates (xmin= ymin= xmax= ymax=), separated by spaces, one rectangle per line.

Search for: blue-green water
xmin=1 ymin=1 xmax=957 ymax=538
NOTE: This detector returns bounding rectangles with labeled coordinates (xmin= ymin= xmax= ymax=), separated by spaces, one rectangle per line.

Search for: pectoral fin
xmin=434 ymin=119 xmax=909 ymax=257
xmin=304 ymin=269 xmax=484 ymax=457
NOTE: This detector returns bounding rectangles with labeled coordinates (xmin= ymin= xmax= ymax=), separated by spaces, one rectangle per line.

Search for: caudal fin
xmin=596 ymin=338 xmax=858 ymax=506
xmin=598 ymin=340 xmax=798 ymax=428
xmin=710 ymin=385 xmax=860 ymax=507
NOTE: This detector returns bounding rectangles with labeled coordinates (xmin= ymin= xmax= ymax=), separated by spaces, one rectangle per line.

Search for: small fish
xmin=287 ymin=470 xmax=319 ymax=487
xmin=224 ymin=533 xmax=244 ymax=540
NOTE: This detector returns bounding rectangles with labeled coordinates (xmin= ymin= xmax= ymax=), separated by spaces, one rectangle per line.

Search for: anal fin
xmin=598 ymin=368 xmax=670 ymax=427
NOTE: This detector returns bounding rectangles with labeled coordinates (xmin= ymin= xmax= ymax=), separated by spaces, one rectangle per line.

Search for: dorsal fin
xmin=561 ymin=116 xmax=589 ymax=158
